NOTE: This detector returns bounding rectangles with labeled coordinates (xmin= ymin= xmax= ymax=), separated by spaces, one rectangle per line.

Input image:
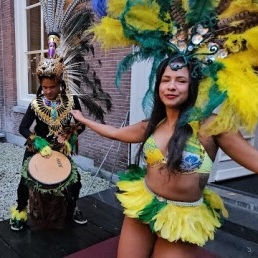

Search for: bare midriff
xmin=144 ymin=165 xmax=209 ymax=202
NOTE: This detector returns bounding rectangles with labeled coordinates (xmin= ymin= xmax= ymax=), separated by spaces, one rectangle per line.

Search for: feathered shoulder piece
xmin=90 ymin=0 xmax=258 ymax=135
xmin=38 ymin=0 xmax=112 ymax=123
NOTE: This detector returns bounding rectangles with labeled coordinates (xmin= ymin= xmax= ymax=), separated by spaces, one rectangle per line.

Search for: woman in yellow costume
xmin=71 ymin=53 xmax=258 ymax=257
xmin=73 ymin=0 xmax=258 ymax=257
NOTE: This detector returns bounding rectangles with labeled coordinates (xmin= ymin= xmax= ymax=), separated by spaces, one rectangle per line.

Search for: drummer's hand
xmin=70 ymin=110 xmax=84 ymax=122
xmin=40 ymin=146 xmax=52 ymax=157
xmin=57 ymin=133 xmax=68 ymax=144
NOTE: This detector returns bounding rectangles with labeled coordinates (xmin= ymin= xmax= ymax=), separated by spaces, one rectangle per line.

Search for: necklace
xmin=43 ymin=96 xmax=61 ymax=120
xmin=31 ymin=93 xmax=74 ymax=136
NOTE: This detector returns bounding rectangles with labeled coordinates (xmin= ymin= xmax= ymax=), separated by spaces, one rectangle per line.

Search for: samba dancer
xmin=10 ymin=0 xmax=112 ymax=231
xmin=71 ymin=0 xmax=258 ymax=257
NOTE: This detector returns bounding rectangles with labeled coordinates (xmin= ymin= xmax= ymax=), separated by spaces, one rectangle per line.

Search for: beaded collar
xmin=31 ymin=93 xmax=74 ymax=136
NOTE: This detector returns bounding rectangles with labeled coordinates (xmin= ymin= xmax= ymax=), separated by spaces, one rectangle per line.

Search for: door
xmin=129 ymin=60 xmax=152 ymax=164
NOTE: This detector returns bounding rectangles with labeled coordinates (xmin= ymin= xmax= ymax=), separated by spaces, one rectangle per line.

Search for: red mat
xmin=65 ymin=235 xmax=219 ymax=258
xmin=65 ymin=236 xmax=119 ymax=258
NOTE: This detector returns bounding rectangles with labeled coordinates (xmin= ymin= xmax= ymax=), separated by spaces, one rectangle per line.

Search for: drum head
xmin=28 ymin=151 xmax=71 ymax=185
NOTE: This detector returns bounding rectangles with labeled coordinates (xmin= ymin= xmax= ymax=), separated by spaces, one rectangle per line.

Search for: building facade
xmin=1 ymin=1 xmax=257 ymax=181
xmin=0 ymin=0 xmax=131 ymax=172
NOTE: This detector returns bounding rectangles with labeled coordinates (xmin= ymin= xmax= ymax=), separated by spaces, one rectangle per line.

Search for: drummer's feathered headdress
xmin=37 ymin=0 xmax=112 ymax=123
xmin=90 ymin=0 xmax=258 ymax=135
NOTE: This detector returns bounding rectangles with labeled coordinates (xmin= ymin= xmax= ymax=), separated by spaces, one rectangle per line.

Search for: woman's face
xmin=159 ymin=65 xmax=190 ymax=109
xmin=41 ymin=77 xmax=61 ymax=100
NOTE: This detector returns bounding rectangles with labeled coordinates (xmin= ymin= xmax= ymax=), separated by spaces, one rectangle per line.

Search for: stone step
xmin=209 ymin=185 xmax=258 ymax=244
xmin=205 ymin=229 xmax=258 ymax=258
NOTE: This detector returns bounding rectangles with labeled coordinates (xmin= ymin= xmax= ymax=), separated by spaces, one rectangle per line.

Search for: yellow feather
xmin=223 ymin=27 xmax=258 ymax=54
xmin=10 ymin=206 xmax=28 ymax=221
xmin=241 ymin=27 xmax=258 ymax=51
xmin=181 ymin=0 xmax=190 ymax=11
xmin=90 ymin=0 xmax=173 ymax=50
xmin=107 ymin=0 xmax=127 ymax=17
xmin=218 ymin=0 xmax=258 ymax=18
xmin=218 ymin=55 xmax=258 ymax=131
xmin=200 ymin=50 xmax=258 ymax=136
xmin=90 ymin=17 xmax=135 ymax=49
xmin=124 ymin=4 xmax=172 ymax=34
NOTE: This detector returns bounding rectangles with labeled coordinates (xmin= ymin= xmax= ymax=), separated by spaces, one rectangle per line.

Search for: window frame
xmin=14 ymin=0 xmax=43 ymax=107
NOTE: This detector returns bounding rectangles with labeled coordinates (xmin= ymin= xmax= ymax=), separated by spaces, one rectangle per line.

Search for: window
xmin=15 ymin=0 xmax=47 ymax=106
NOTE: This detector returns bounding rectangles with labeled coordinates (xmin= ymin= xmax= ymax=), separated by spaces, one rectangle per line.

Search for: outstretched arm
xmin=215 ymin=131 xmax=258 ymax=174
xmin=70 ymin=110 xmax=148 ymax=143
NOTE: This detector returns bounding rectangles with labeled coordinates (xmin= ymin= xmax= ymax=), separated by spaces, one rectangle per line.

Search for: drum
xmin=28 ymin=150 xmax=71 ymax=186
xmin=27 ymin=151 xmax=74 ymax=229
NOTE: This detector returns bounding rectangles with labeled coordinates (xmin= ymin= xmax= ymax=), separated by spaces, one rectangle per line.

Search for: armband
xmin=27 ymin=135 xmax=52 ymax=156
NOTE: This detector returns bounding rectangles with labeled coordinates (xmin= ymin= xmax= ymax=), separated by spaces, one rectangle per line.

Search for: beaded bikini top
xmin=143 ymin=134 xmax=212 ymax=174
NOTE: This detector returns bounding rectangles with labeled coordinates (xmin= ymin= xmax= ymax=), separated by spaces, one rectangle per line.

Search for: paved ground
xmin=0 ymin=142 xmax=113 ymax=221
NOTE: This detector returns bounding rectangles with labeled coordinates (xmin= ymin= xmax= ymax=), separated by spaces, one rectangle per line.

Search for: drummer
xmin=10 ymin=60 xmax=88 ymax=231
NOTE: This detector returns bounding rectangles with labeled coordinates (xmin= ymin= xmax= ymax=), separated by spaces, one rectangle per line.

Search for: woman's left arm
xmin=215 ymin=131 xmax=258 ymax=173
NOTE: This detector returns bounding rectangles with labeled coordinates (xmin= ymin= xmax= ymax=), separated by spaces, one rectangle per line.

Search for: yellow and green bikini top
xmin=143 ymin=134 xmax=212 ymax=174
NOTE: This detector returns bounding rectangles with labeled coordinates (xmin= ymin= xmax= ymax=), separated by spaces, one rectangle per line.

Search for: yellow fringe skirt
xmin=116 ymin=166 xmax=228 ymax=246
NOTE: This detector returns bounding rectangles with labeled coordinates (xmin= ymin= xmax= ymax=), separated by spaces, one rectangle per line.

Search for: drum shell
xmin=29 ymin=189 xmax=68 ymax=229
xmin=26 ymin=151 xmax=76 ymax=229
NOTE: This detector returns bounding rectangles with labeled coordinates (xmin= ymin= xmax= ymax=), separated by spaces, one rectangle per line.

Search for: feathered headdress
xmin=37 ymin=0 xmax=112 ymax=123
xmin=90 ymin=0 xmax=258 ymax=135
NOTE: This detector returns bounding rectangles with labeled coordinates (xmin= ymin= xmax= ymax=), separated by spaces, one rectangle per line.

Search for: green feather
xmin=142 ymin=89 xmax=154 ymax=118
xmin=186 ymin=0 xmax=219 ymax=26
xmin=180 ymin=83 xmax=227 ymax=125
xmin=33 ymin=136 xmax=50 ymax=151
xmin=179 ymin=61 xmax=227 ymax=124
xmin=138 ymin=198 xmax=166 ymax=229
xmin=117 ymin=165 xmax=147 ymax=181
xmin=69 ymin=134 xmax=78 ymax=153
xmin=115 ymin=48 xmax=167 ymax=87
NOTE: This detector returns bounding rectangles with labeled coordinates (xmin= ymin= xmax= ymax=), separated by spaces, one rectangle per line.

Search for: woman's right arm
xmin=70 ymin=110 xmax=148 ymax=143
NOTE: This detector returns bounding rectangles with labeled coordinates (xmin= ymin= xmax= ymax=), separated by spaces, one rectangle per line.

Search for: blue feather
xmin=91 ymin=0 xmax=107 ymax=18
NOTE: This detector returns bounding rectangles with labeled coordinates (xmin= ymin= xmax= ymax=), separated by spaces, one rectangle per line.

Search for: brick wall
xmin=0 ymin=0 xmax=20 ymax=135
xmin=79 ymin=45 xmax=132 ymax=171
